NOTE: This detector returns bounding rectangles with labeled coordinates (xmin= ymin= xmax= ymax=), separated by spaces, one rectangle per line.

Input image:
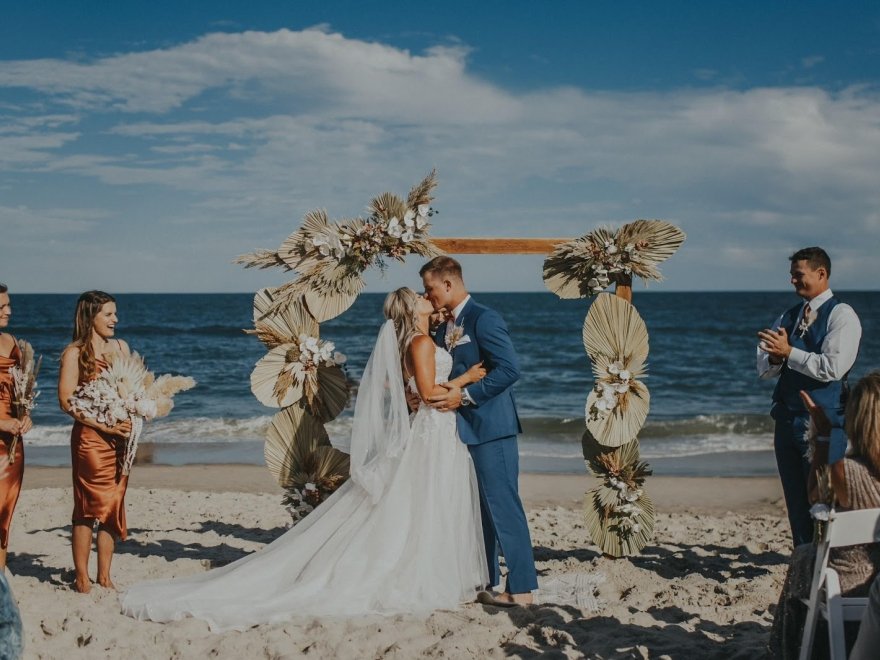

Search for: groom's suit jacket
xmin=433 ymin=297 xmax=522 ymax=445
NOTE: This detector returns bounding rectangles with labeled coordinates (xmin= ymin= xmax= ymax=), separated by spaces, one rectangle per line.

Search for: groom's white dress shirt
xmin=447 ymin=295 xmax=475 ymax=405
xmin=757 ymin=288 xmax=861 ymax=382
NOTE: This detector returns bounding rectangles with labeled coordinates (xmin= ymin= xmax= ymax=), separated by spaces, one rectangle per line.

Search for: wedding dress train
xmin=121 ymin=323 xmax=487 ymax=631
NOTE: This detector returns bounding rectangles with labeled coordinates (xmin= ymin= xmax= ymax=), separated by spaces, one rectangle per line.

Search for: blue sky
xmin=2 ymin=1 xmax=879 ymax=293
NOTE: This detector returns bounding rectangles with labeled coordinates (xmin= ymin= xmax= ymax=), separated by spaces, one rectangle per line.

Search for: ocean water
xmin=9 ymin=291 xmax=879 ymax=476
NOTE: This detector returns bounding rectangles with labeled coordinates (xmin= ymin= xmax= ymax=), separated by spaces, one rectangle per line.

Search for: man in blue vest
xmin=421 ymin=256 xmax=538 ymax=606
xmin=758 ymin=247 xmax=861 ymax=546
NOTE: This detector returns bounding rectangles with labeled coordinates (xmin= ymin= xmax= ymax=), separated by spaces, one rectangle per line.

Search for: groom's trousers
xmin=468 ymin=436 xmax=538 ymax=594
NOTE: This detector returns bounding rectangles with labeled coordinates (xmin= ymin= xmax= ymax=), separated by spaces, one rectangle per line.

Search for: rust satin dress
xmin=0 ymin=342 xmax=24 ymax=549
xmin=70 ymin=357 xmax=129 ymax=540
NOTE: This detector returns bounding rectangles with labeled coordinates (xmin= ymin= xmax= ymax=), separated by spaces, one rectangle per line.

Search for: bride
xmin=121 ymin=288 xmax=489 ymax=631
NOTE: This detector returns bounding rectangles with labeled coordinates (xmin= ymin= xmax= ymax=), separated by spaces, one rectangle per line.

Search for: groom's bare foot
xmin=73 ymin=576 xmax=92 ymax=594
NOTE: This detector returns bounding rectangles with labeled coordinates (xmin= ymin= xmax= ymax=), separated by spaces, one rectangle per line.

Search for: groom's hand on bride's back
xmin=428 ymin=383 xmax=462 ymax=412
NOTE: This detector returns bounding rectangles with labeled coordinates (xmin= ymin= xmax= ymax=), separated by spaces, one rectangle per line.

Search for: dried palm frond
xmin=234 ymin=249 xmax=292 ymax=271
xmin=303 ymin=274 xmax=365 ymax=323
xmin=368 ymin=192 xmax=407 ymax=223
xmin=543 ymin=236 xmax=603 ymax=299
xmin=616 ymin=220 xmax=686 ymax=282
xmin=251 ymin=345 xmax=305 ymax=408
xmin=582 ymin=294 xmax=650 ymax=446
xmin=544 ymin=221 xmax=685 ymax=299
xmin=582 ymin=438 xmax=655 ymax=557
xmin=288 ymin=445 xmax=350 ymax=492
xmin=582 ymin=293 xmax=649 ymax=374
xmin=239 ymin=173 xmax=441 ymax=320
xmin=585 ymin=380 xmax=650 ymax=448
xmin=248 ymin=289 xmax=318 ymax=347
xmin=264 ymin=405 xmax=330 ymax=489
xmin=307 ymin=365 xmax=350 ymax=422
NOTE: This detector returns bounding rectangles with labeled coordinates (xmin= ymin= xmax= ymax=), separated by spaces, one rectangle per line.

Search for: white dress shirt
xmin=757 ymin=289 xmax=862 ymax=382
xmin=446 ymin=296 xmax=475 ymax=404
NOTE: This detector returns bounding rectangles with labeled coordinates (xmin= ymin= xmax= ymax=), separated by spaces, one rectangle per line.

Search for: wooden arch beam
xmin=432 ymin=236 xmax=633 ymax=302
xmin=432 ymin=237 xmax=570 ymax=255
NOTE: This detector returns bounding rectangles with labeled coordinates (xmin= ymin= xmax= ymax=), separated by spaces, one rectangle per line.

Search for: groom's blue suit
xmin=434 ymin=297 xmax=538 ymax=593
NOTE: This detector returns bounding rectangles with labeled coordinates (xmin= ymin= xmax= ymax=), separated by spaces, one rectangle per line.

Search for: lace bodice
xmin=407 ymin=346 xmax=453 ymax=394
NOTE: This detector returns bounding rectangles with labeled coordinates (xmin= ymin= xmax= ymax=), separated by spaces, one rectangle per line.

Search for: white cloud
xmin=1 ymin=28 xmax=879 ymax=292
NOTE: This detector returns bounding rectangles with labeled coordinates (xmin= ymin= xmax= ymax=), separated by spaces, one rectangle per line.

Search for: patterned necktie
xmin=797 ymin=303 xmax=813 ymax=337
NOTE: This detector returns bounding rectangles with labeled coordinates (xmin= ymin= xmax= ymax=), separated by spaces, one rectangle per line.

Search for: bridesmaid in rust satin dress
xmin=0 ymin=283 xmax=34 ymax=570
xmin=58 ymin=291 xmax=132 ymax=593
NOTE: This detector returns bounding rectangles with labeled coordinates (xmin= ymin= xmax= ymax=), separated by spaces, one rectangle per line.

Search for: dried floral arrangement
xmin=7 ymin=338 xmax=41 ymax=463
xmin=543 ymin=220 xmax=686 ymax=299
xmin=543 ymin=219 xmax=685 ymax=557
xmin=68 ymin=352 xmax=195 ymax=475
xmin=238 ymin=171 xmax=442 ymax=323
xmin=241 ymin=173 xmax=443 ymax=525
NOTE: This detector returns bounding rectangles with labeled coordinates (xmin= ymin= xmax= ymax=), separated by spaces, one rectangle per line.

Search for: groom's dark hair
xmin=789 ymin=247 xmax=831 ymax=277
xmin=420 ymin=256 xmax=463 ymax=281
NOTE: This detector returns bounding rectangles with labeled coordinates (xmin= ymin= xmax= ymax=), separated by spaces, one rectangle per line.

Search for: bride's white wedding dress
xmin=121 ymin=323 xmax=487 ymax=632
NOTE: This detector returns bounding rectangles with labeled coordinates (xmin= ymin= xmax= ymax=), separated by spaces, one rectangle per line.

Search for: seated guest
xmin=769 ymin=371 xmax=880 ymax=659
xmin=851 ymin=572 xmax=880 ymax=660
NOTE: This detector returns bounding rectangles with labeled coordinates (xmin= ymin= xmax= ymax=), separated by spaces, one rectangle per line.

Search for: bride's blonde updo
xmin=383 ymin=287 xmax=422 ymax=375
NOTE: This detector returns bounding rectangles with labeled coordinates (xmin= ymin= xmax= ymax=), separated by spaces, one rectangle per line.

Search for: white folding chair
xmin=799 ymin=508 xmax=880 ymax=660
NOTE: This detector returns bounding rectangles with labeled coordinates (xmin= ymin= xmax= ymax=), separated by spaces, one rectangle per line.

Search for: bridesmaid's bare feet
xmin=73 ymin=576 xmax=92 ymax=594
xmin=97 ymin=576 xmax=116 ymax=590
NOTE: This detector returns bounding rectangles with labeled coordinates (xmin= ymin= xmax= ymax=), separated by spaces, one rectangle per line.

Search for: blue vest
xmin=772 ymin=296 xmax=852 ymax=415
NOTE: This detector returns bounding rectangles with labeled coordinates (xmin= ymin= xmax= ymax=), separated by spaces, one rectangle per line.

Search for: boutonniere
xmin=796 ymin=307 xmax=816 ymax=338
xmin=445 ymin=324 xmax=471 ymax=350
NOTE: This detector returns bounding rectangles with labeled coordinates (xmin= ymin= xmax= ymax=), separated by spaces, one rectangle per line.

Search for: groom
xmin=420 ymin=256 xmax=538 ymax=605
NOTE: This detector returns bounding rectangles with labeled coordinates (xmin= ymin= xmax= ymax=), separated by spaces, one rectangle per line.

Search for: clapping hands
xmin=758 ymin=326 xmax=792 ymax=364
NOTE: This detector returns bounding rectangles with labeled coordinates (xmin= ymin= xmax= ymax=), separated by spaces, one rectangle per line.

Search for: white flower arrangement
xmin=303 ymin=203 xmax=435 ymax=272
xmin=283 ymin=334 xmax=347 ymax=377
xmin=607 ymin=475 xmax=645 ymax=535
xmin=588 ymin=360 xmax=633 ymax=420
xmin=69 ymin=352 xmax=196 ymax=475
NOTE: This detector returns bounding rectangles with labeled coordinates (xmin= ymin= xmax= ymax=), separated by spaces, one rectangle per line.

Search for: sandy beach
xmin=6 ymin=466 xmax=789 ymax=659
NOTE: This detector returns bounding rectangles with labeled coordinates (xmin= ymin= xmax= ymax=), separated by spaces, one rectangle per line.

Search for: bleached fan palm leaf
xmin=289 ymin=445 xmax=350 ymax=491
xmin=264 ymin=406 xmax=330 ymax=489
xmin=103 ymin=352 xmax=151 ymax=393
xmin=251 ymin=289 xmax=318 ymax=347
xmin=251 ymin=345 xmax=304 ymax=408
xmin=616 ymin=220 xmax=686 ymax=281
xmin=277 ymin=209 xmax=334 ymax=271
xmin=585 ymin=380 xmax=650 ymax=448
xmin=368 ymin=192 xmax=407 ymax=223
xmin=311 ymin=365 xmax=350 ymax=422
xmin=581 ymin=439 xmax=654 ymax=556
xmin=303 ymin=274 xmax=365 ymax=323
xmin=543 ymin=237 xmax=600 ymax=299
xmin=583 ymin=294 xmax=649 ymax=371
xmin=583 ymin=488 xmax=655 ymax=557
